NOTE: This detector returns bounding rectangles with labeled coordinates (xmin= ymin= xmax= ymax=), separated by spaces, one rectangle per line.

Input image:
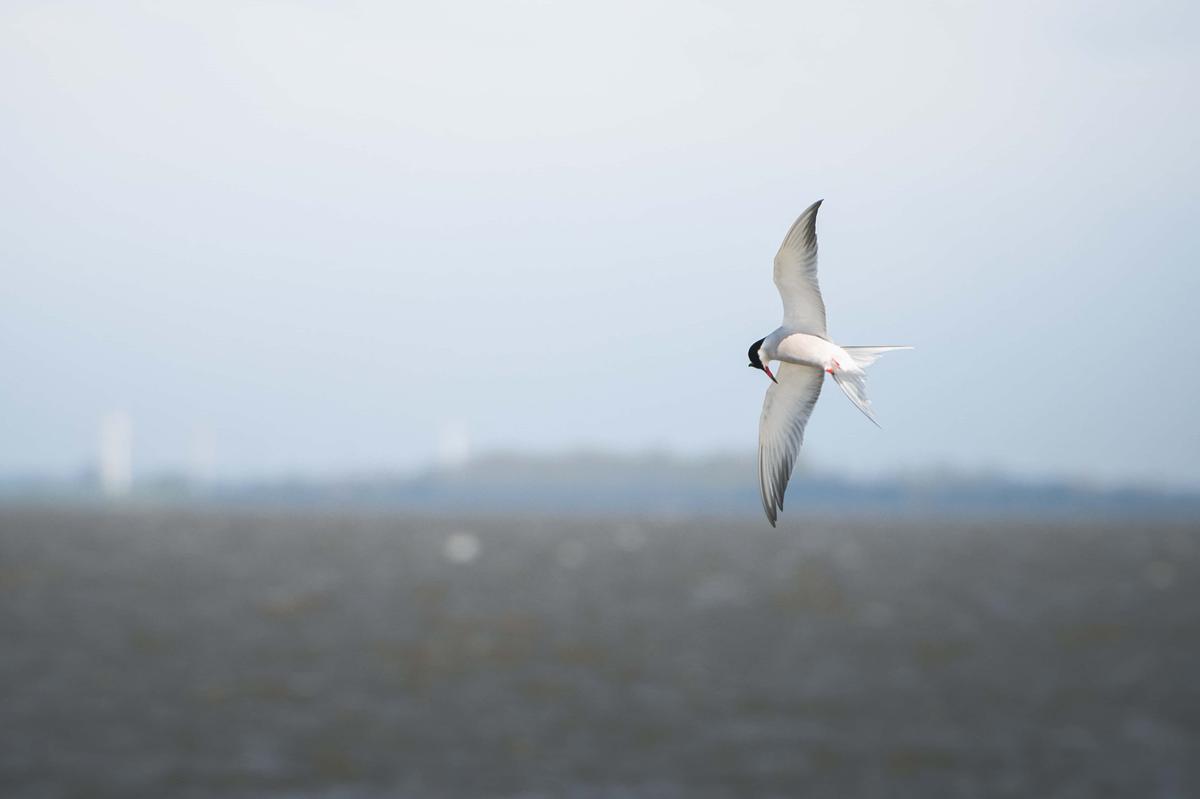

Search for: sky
xmin=2 ymin=1 xmax=1198 ymax=487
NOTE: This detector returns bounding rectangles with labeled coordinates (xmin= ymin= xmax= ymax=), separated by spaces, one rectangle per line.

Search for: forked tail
xmin=832 ymin=346 xmax=912 ymax=427
xmin=842 ymin=345 xmax=913 ymax=369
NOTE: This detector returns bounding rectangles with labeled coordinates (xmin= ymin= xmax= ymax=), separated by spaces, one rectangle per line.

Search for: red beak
xmin=761 ymin=363 xmax=778 ymax=384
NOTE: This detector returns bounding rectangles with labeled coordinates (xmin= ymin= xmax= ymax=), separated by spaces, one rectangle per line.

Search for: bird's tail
xmin=842 ymin=345 xmax=913 ymax=369
xmin=832 ymin=346 xmax=912 ymax=427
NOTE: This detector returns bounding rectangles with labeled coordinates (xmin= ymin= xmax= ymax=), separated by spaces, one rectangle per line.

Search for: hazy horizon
xmin=7 ymin=442 xmax=1197 ymax=500
xmin=3 ymin=1 xmax=1198 ymax=488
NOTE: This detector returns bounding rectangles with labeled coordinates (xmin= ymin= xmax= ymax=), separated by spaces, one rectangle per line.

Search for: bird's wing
xmin=758 ymin=363 xmax=824 ymax=526
xmin=772 ymin=199 xmax=827 ymax=336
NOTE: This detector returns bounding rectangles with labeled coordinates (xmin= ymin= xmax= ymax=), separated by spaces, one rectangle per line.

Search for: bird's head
xmin=746 ymin=337 xmax=777 ymax=384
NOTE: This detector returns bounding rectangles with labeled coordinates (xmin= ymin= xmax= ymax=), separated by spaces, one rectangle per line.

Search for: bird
xmin=748 ymin=200 xmax=911 ymax=526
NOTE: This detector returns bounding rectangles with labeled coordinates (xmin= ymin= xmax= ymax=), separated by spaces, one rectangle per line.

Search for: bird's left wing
xmin=758 ymin=363 xmax=824 ymax=526
xmin=773 ymin=199 xmax=827 ymax=336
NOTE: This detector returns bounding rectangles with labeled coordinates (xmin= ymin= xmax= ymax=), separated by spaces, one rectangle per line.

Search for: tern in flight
xmin=748 ymin=200 xmax=911 ymax=526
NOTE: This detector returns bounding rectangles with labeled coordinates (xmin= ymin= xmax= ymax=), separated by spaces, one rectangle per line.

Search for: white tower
xmin=435 ymin=421 xmax=471 ymax=471
xmin=98 ymin=412 xmax=132 ymax=497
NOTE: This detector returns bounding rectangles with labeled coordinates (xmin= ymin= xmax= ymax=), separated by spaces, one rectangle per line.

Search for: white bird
xmin=747 ymin=200 xmax=911 ymax=526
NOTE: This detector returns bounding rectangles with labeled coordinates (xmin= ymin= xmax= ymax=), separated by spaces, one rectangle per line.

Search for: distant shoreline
xmin=4 ymin=452 xmax=1197 ymax=520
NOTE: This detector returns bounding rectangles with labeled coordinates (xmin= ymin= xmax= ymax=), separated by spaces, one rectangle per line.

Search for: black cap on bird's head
xmin=746 ymin=337 xmax=777 ymax=383
xmin=746 ymin=338 xmax=765 ymax=368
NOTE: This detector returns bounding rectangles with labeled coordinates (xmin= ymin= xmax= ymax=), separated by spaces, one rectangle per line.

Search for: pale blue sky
xmin=2 ymin=1 xmax=1198 ymax=486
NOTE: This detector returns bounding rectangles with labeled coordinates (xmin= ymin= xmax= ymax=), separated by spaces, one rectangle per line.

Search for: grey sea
xmin=2 ymin=506 xmax=1198 ymax=798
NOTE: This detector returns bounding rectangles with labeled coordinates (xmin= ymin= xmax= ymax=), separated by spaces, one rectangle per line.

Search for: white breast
xmin=773 ymin=333 xmax=847 ymax=371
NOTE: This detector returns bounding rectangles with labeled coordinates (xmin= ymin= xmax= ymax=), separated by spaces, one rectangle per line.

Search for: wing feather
xmin=773 ymin=200 xmax=827 ymax=335
xmin=757 ymin=363 xmax=824 ymax=526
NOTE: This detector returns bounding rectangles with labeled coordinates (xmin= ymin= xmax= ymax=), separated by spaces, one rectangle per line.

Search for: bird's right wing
xmin=758 ymin=363 xmax=824 ymax=526
xmin=773 ymin=200 xmax=827 ymax=336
